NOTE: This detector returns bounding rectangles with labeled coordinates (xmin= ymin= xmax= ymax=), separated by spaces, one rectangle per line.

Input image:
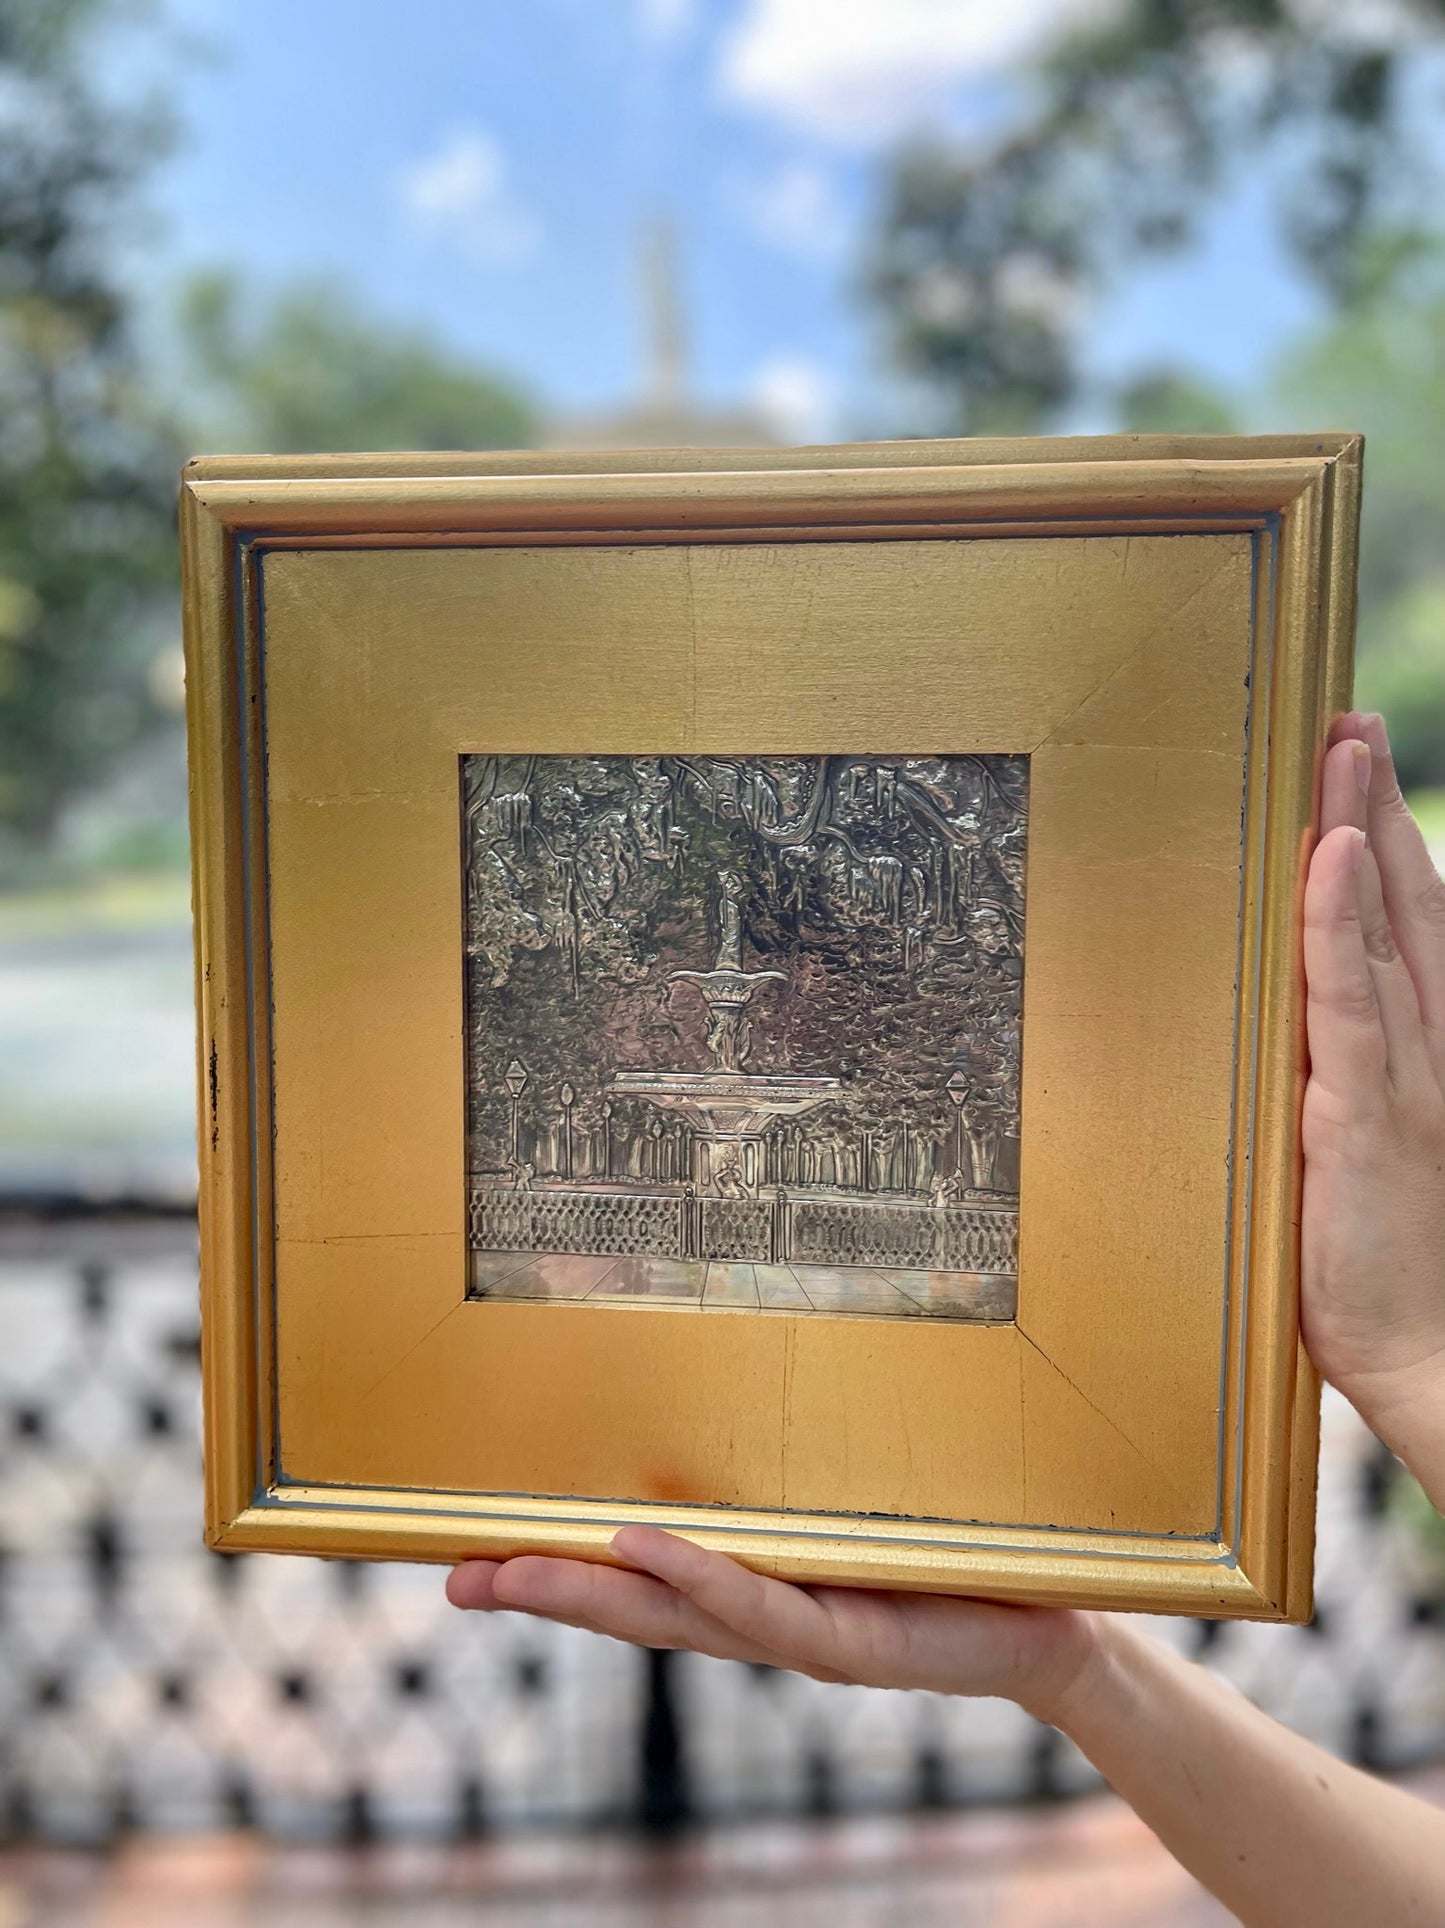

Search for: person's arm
xmin=1054 ymin=1614 xmax=1445 ymax=1925
xmin=449 ymin=711 xmax=1445 ymax=1928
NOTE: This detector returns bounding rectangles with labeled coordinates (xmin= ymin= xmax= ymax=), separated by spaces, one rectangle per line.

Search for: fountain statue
xmin=669 ymin=871 xmax=780 ymax=1073
xmin=608 ymin=870 xmax=840 ymax=1197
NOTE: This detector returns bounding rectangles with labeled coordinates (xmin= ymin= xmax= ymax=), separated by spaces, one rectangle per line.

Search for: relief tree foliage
xmin=464 ymin=753 xmax=1026 ymax=1191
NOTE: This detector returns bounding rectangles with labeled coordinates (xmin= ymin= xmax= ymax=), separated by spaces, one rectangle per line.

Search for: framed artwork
xmin=182 ymin=433 xmax=1359 ymax=1619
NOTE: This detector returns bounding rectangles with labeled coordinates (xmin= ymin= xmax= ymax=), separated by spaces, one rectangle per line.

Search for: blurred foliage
xmin=1116 ymin=368 xmax=1239 ymax=435
xmin=867 ymin=0 xmax=1445 ymax=431
xmin=1405 ymin=789 xmax=1445 ymax=849
xmin=1356 ymin=579 xmax=1445 ymax=790
xmin=0 ymin=6 xmax=537 ymax=866
xmin=1276 ymin=245 xmax=1445 ymax=609
xmin=1388 ymin=1464 xmax=1445 ymax=1588
xmin=0 ymin=0 xmax=181 ymax=849
xmin=866 ymin=0 xmax=1445 ymax=785
xmin=178 ymin=272 xmax=537 ymax=455
xmin=1273 ymin=246 xmax=1445 ymax=786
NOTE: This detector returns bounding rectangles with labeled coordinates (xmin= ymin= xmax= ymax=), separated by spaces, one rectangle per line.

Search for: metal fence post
xmin=638 ymin=1648 xmax=690 ymax=1834
xmin=680 ymin=1184 xmax=700 ymax=1260
xmin=770 ymin=1187 xmax=790 ymax=1263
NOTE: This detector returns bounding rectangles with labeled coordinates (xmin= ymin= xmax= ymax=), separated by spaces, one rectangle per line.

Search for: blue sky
xmin=131 ymin=0 xmax=1327 ymax=441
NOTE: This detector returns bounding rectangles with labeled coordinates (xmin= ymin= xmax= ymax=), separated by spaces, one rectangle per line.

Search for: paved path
xmin=11 ymin=1777 xmax=1441 ymax=1926
xmin=471 ymin=1250 xmax=1015 ymax=1318
xmin=0 ymin=1796 xmax=1249 ymax=1926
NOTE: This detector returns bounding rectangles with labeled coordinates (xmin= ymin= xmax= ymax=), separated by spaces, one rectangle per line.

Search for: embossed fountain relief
xmin=463 ymin=755 xmax=1025 ymax=1320
xmin=609 ymin=868 xmax=840 ymax=1201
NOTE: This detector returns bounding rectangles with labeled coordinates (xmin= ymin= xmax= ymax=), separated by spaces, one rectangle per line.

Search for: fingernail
xmin=1351 ymin=740 xmax=1372 ymax=795
xmin=1350 ymin=827 xmax=1367 ymax=873
xmin=1360 ymin=712 xmax=1389 ymax=756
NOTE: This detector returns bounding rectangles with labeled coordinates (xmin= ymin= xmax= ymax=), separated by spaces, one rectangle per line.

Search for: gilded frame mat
xmin=181 ymin=434 xmax=1360 ymax=1619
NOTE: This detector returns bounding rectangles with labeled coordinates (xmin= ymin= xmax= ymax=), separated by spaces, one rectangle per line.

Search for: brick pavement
xmin=0 ymin=1792 xmax=1275 ymax=1928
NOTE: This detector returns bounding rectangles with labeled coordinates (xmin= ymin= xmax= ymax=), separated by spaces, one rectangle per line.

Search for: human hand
xmin=1302 ymin=711 xmax=1445 ymax=1484
xmin=447 ymin=1524 xmax=1101 ymax=1723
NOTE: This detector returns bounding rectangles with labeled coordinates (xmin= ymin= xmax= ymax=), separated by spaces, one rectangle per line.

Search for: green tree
xmin=1269 ymin=247 xmax=1445 ymax=786
xmin=0 ymin=0 xmax=180 ymax=850
xmin=1116 ymin=369 xmax=1238 ymax=436
xmin=0 ymin=0 xmax=539 ymax=867
xmin=1274 ymin=244 xmax=1445 ymax=612
xmin=866 ymin=1 xmax=1445 ymax=431
xmin=178 ymin=272 xmax=537 ymax=454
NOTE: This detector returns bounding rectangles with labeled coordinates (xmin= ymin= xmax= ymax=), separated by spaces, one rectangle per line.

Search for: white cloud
xmin=749 ymin=354 xmax=836 ymax=443
xmin=730 ymin=157 xmax=851 ymax=262
xmin=397 ymin=128 xmax=540 ymax=266
xmin=718 ymin=0 xmax=1117 ymax=145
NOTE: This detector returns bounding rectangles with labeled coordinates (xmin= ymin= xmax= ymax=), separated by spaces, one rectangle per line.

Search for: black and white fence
xmin=0 ymin=1215 xmax=1441 ymax=1844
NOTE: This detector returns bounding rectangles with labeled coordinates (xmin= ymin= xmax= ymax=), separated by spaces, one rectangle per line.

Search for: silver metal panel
xmin=463 ymin=755 xmax=1025 ymax=1321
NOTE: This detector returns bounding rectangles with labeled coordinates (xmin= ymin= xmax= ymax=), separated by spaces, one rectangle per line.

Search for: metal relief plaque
xmin=463 ymin=756 xmax=1026 ymax=1320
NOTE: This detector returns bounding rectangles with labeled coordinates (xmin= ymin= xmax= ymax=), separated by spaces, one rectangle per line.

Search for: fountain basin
xmin=608 ymin=1069 xmax=840 ymax=1195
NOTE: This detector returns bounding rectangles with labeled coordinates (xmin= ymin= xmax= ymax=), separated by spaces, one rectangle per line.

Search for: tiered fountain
xmin=608 ymin=871 xmax=839 ymax=1197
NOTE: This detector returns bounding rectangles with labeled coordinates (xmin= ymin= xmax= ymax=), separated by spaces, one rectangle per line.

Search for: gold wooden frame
xmin=181 ymin=434 xmax=1360 ymax=1620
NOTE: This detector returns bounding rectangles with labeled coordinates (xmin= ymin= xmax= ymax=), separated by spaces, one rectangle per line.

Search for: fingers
xmin=613 ymin=1529 xmax=1078 ymax=1702
xmin=1304 ymin=826 xmax=1386 ymax=1101
xmin=612 ymin=1524 xmax=850 ymax=1670
xmin=491 ymin=1555 xmax=697 ymax=1646
xmin=446 ymin=1560 xmax=503 ymax=1610
xmin=1356 ymin=839 xmax=1429 ymax=1095
xmin=448 ymin=1537 xmax=1087 ymax=1704
xmin=447 ymin=1552 xmax=787 ymax=1668
xmin=1334 ymin=712 xmax=1445 ymax=1054
xmin=1304 ymin=817 xmax=1427 ymax=1105
xmin=1319 ymin=734 xmax=1371 ymax=839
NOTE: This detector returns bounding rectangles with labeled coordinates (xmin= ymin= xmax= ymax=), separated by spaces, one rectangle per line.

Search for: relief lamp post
xmin=504 ymin=1059 xmax=529 ymax=1165
xmin=945 ymin=1069 xmax=969 ymax=1182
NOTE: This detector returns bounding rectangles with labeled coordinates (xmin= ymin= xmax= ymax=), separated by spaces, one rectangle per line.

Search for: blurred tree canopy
xmin=0 ymin=4 xmax=537 ymax=861
xmin=0 ymin=0 xmax=179 ymax=847
xmin=867 ymin=0 xmax=1445 ymax=431
xmin=1273 ymin=247 xmax=1445 ymax=786
xmin=177 ymin=272 xmax=537 ymax=454
xmin=1116 ymin=367 xmax=1239 ymax=435
xmin=864 ymin=0 xmax=1445 ymax=790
